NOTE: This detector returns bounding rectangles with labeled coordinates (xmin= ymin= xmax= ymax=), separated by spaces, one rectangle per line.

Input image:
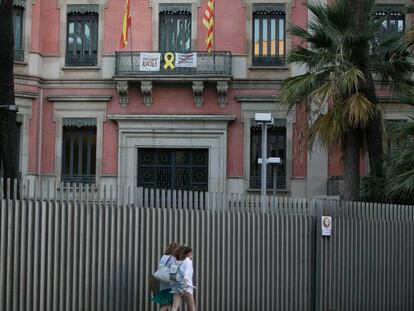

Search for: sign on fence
xmin=321 ymin=216 xmax=332 ymax=236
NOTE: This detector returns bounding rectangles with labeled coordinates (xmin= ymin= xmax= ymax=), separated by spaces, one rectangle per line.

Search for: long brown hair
xmin=164 ymin=242 xmax=180 ymax=255
xmin=174 ymin=245 xmax=192 ymax=261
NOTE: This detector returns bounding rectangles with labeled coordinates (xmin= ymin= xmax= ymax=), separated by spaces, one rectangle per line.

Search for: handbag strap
xmin=165 ymin=255 xmax=173 ymax=266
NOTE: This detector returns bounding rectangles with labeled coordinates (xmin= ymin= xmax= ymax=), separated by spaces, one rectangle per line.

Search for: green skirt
xmin=152 ymin=289 xmax=173 ymax=305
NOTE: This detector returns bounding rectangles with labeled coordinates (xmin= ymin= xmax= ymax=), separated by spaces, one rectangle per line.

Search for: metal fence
xmin=0 ymin=179 xmax=413 ymax=310
xmin=115 ymin=51 xmax=232 ymax=77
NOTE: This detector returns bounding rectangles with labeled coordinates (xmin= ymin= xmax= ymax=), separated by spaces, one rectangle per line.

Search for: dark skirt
xmin=152 ymin=288 xmax=173 ymax=305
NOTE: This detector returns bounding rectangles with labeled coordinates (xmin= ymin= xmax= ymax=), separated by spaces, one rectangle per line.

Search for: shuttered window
xmin=252 ymin=5 xmax=285 ymax=66
xmin=61 ymin=123 xmax=96 ymax=184
xmin=66 ymin=10 xmax=98 ymax=66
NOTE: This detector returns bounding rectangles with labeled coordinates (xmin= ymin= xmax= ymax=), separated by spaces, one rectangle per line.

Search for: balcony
xmin=115 ymin=51 xmax=231 ymax=77
xmin=114 ymin=51 xmax=232 ymax=108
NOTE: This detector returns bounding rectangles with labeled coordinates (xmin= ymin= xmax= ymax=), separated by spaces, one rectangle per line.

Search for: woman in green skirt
xmin=152 ymin=242 xmax=180 ymax=310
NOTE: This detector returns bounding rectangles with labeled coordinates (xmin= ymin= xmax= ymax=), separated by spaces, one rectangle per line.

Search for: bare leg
xmin=170 ymin=294 xmax=182 ymax=311
xmin=182 ymin=292 xmax=196 ymax=311
xmin=159 ymin=304 xmax=170 ymax=311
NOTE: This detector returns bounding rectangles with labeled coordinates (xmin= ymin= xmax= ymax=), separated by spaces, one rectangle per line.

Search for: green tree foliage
xmin=279 ymin=0 xmax=380 ymax=200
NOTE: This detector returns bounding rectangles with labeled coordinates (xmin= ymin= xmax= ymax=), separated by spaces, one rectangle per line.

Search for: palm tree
xmin=279 ymin=0 xmax=379 ymax=200
xmin=384 ymin=119 xmax=414 ymax=204
xmin=0 ymin=0 xmax=19 ymax=194
xmin=349 ymin=0 xmax=384 ymax=179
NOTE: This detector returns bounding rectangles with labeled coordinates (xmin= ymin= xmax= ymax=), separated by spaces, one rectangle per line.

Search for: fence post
xmin=312 ymin=198 xmax=323 ymax=311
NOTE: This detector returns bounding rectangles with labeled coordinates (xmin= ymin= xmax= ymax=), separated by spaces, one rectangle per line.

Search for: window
xmin=0 ymin=122 xmax=22 ymax=177
xmin=385 ymin=120 xmax=407 ymax=155
xmin=137 ymin=148 xmax=208 ymax=191
xmin=61 ymin=119 xmax=96 ymax=184
xmin=250 ymin=119 xmax=286 ymax=190
xmin=159 ymin=5 xmax=191 ymax=52
xmin=252 ymin=5 xmax=285 ymax=66
xmin=374 ymin=6 xmax=405 ymax=43
xmin=66 ymin=8 xmax=98 ymax=66
xmin=13 ymin=6 xmax=24 ymax=61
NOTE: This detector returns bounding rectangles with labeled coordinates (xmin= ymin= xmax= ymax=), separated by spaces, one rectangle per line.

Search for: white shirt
xmin=176 ymin=257 xmax=194 ymax=294
xmin=159 ymin=255 xmax=176 ymax=291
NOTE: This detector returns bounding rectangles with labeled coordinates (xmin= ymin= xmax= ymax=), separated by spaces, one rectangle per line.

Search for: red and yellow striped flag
xmin=202 ymin=0 xmax=214 ymax=53
xmin=120 ymin=0 xmax=132 ymax=49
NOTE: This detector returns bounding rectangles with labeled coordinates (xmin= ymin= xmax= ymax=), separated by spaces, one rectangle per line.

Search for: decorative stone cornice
xmin=108 ymin=114 xmax=237 ymax=123
xmin=141 ymin=81 xmax=153 ymax=107
xmin=217 ymin=81 xmax=229 ymax=108
xmin=192 ymin=81 xmax=204 ymax=107
xmin=116 ymin=81 xmax=128 ymax=107
xmin=47 ymin=94 xmax=112 ymax=102
xmin=235 ymin=95 xmax=279 ymax=103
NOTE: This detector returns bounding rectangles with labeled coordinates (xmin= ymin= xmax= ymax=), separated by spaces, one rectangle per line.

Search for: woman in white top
xmin=152 ymin=242 xmax=180 ymax=311
xmin=171 ymin=246 xmax=196 ymax=311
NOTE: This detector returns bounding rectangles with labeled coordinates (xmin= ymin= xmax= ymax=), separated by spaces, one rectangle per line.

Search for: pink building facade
xmin=9 ymin=0 xmax=413 ymax=197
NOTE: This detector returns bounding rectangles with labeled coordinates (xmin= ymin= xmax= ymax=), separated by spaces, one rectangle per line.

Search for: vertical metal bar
xmin=313 ymin=199 xmax=323 ymax=311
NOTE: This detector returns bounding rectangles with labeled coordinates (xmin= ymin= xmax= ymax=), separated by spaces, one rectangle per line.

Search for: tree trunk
xmin=349 ymin=0 xmax=384 ymax=177
xmin=342 ymin=128 xmax=362 ymax=201
xmin=0 ymin=0 xmax=19 ymax=194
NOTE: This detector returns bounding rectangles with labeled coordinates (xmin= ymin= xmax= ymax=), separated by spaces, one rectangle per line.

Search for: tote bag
xmin=153 ymin=256 xmax=173 ymax=282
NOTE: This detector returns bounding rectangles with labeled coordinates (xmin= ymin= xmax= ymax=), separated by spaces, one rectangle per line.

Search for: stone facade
xmin=11 ymin=0 xmax=414 ymax=198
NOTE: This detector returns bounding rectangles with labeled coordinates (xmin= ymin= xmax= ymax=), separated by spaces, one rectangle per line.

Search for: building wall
xmin=12 ymin=0 xmax=414 ymax=197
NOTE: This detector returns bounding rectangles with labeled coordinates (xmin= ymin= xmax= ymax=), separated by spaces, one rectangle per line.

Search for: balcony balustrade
xmin=114 ymin=51 xmax=232 ymax=108
xmin=115 ymin=51 xmax=232 ymax=77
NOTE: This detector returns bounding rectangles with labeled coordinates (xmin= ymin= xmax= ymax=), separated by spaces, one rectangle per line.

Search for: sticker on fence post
xmin=321 ymin=216 xmax=332 ymax=237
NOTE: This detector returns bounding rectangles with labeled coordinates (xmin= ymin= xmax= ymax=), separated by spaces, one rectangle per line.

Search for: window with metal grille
xmin=252 ymin=5 xmax=285 ymax=66
xmin=159 ymin=7 xmax=191 ymax=52
xmin=250 ymin=120 xmax=287 ymax=190
xmin=385 ymin=120 xmax=407 ymax=155
xmin=0 ymin=122 xmax=22 ymax=177
xmin=137 ymin=148 xmax=208 ymax=191
xmin=13 ymin=6 xmax=24 ymax=61
xmin=66 ymin=11 xmax=98 ymax=66
xmin=374 ymin=6 xmax=405 ymax=44
xmin=61 ymin=123 xmax=96 ymax=184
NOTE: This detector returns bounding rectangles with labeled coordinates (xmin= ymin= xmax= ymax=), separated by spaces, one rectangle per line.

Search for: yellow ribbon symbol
xmin=163 ymin=52 xmax=175 ymax=70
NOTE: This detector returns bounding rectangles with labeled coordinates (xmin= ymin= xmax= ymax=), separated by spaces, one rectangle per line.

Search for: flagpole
xmin=213 ymin=0 xmax=216 ymax=71
xmin=129 ymin=4 xmax=134 ymax=73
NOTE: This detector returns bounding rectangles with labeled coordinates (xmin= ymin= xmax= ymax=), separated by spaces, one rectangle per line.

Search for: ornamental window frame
xmin=159 ymin=4 xmax=192 ymax=52
xmin=65 ymin=5 xmax=99 ymax=67
xmin=61 ymin=119 xmax=97 ymax=184
xmin=249 ymin=119 xmax=287 ymax=190
xmin=12 ymin=4 xmax=25 ymax=61
xmin=252 ymin=4 xmax=286 ymax=66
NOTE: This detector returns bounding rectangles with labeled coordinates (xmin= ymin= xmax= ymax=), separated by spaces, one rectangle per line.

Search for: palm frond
xmin=325 ymin=0 xmax=352 ymax=35
xmin=312 ymin=105 xmax=345 ymax=146
xmin=344 ymin=93 xmax=374 ymax=128
xmin=310 ymin=78 xmax=336 ymax=108
xmin=339 ymin=66 xmax=365 ymax=95
xmin=279 ymin=73 xmax=319 ymax=110
xmin=290 ymin=25 xmax=312 ymax=41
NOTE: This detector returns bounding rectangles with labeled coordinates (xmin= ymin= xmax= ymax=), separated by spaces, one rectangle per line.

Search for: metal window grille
xmin=385 ymin=119 xmax=407 ymax=155
xmin=159 ymin=11 xmax=191 ymax=52
xmin=250 ymin=122 xmax=287 ymax=190
xmin=252 ymin=9 xmax=286 ymax=66
xmin=137 ymin=148 xmax=208 ymax=192
xmin=13 ymin=6 xmax=24 ymax=61
xmin=66 ymin=12 xmax=98 ymax=66
xmin=61 ymin=126 xmax=96 ymax=184
xmin=0 ymin=122 xmax=22 ymax=177
xmin=374 ymin=6 xmax=405 ymax=44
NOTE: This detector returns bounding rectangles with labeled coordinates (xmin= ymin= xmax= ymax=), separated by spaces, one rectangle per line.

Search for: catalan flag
xmin=202 ymin=0 xmax=214 ymax=53
xmin=120 ymin=0 xmax=131 ymax=49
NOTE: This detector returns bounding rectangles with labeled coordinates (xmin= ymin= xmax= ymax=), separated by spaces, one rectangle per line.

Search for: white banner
xmin=175 ymin=52 xmax=197 ymax=68
xmin=139 ymin=53 xmax=161 ymax=71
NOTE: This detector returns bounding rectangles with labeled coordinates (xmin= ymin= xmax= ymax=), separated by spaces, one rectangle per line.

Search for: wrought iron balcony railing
xmin=115 ymin=51 xmax=232 ymax=77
